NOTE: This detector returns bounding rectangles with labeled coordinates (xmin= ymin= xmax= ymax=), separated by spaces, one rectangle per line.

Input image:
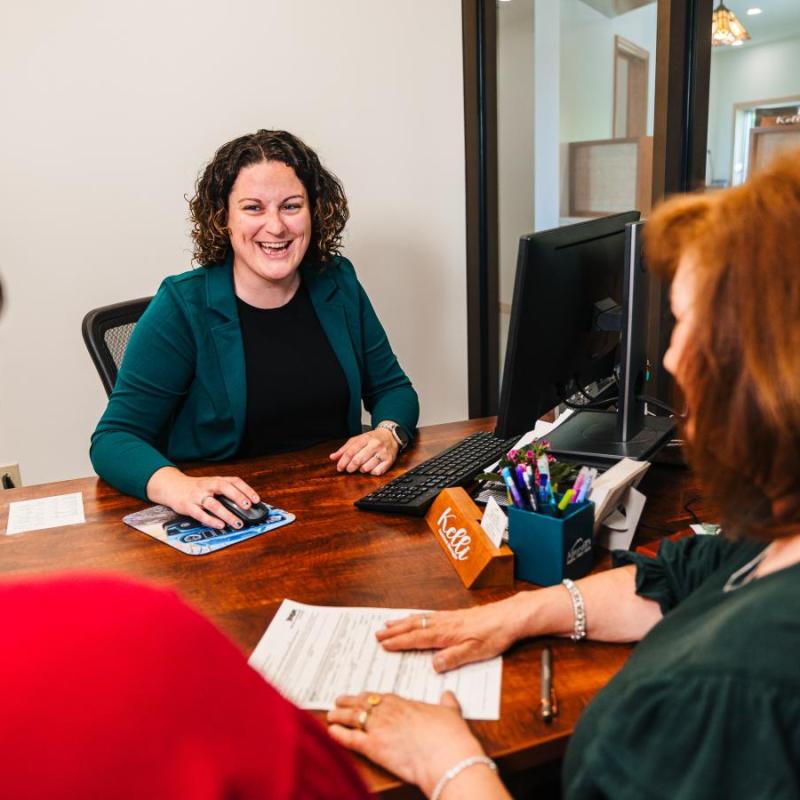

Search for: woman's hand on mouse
xmin=146 ymin=467 xmax=260 ymax=530
xmin=330 ymin=428 xmax=398 ymax=475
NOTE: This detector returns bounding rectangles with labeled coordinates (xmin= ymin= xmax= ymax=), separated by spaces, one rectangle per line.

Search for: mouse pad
xmin=123 ymin=504 xmax=295 ymax=556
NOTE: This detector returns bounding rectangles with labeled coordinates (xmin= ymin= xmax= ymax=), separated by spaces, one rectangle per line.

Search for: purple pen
xmin=516 ymin=464 xmax=535 ymax=510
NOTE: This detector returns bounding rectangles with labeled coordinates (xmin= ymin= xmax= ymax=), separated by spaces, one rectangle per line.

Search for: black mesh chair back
xmin=82 ymin=297 xmax=153 ymax=396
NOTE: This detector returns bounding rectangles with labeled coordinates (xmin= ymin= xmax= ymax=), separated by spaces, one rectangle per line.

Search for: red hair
xmin=645 ymin=150 xmax=800 ymax=538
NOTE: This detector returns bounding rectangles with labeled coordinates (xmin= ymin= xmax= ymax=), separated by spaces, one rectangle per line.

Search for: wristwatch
xmin=376 ymin=420 xmax=410 ymax=451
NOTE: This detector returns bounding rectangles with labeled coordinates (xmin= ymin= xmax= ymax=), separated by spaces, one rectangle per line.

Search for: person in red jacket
xmin=0 ymin=573 xmax=371 ymax=800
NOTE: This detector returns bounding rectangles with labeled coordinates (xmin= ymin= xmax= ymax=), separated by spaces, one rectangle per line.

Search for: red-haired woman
xmin=328 ymin=151 xmax=800 ymax=799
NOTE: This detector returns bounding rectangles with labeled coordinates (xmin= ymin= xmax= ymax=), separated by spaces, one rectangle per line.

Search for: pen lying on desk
xmin=541 ymin=646 xmax=558 ymax=723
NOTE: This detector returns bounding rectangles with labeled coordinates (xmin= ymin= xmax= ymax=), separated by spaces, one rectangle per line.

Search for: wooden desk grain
xmin=0 ymin=419 xmax=709 ymax=797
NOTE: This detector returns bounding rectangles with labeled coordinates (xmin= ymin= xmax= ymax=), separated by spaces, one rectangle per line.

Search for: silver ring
xmin=200 ymin=495 xmax=212 ymax=507
xmin=421 ymin=614 xmax=430 ymax=630
xmin=356 ymin=708 xmax=370 ymax=731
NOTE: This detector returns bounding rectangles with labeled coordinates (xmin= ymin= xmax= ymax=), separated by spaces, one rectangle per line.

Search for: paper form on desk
xmin=5 ymin=492 xmax=85 ymax=535
xmin=249 ymin=599 xmax=502 ymax=720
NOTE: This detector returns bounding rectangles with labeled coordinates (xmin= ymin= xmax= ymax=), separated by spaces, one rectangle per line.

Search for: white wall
xmin=560 ymin=0 xmax=657 ymax=144
xmin=707 ymin=34 xmax=800 ymax=185
xmin=0 ymin=0 xmax=467 ymax=486
xmin=497 ymin=0 xmax=536 ymax=367
xmin=533 ymin=0 xmax=561 ymax=233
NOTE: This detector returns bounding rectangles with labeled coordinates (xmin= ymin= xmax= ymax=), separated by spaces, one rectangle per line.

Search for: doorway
xmin=614 ymin=36 xmax=649 ymax=138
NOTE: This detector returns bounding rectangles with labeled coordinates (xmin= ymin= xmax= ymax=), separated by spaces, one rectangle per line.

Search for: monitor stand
xmin=545 ymin=409 xmax=675 ymax=465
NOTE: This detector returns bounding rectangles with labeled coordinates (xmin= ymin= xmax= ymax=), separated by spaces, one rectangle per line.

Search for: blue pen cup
xmin=507 ymin=500 xmax=595 ymax=586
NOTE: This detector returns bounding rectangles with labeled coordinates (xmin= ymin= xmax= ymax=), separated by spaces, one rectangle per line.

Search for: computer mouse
xmin=215 ymin=495 xmax=271 ymax=525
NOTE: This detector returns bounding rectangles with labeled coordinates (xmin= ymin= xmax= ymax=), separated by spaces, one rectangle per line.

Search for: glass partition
xmin=496 ymin=0 xmax=657 ymax=379
xmin=705 ymin=0 xmax=800 ymax=189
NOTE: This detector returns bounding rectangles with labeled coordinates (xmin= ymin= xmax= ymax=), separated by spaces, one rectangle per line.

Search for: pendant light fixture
xmin=712 ymin=1 xmax=752 ymax=46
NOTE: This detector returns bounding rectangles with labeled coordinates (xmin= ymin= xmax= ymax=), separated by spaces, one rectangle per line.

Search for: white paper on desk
xmin=5 ymin=492 xmax=85 ymax=536
xmin=249 ymin=599 xmax=502 ymax=721
xmin=597 ymin=486 xmax=646 ymax=551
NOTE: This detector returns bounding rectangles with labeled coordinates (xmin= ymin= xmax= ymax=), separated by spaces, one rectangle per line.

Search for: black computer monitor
xmin=495 ymin=213 xmax=674 ymax=463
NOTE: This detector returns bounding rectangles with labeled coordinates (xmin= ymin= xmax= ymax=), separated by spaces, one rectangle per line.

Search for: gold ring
xmin=356 ymin=708 xmax=370 ymax=731
xmin=367 ymin=694 xmax=382 ymax=707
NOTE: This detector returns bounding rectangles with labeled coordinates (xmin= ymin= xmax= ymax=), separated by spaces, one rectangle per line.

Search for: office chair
xmin=82 ymin=297 xmax=152 ymax=396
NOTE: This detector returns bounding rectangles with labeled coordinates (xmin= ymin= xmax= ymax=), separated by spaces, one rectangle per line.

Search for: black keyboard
xmin=355 ymin=431 xmax=517 ymax=516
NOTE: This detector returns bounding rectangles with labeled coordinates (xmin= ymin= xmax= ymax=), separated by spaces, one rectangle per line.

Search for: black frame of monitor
xmin=495 ymin=213 xmax=674 ymax=464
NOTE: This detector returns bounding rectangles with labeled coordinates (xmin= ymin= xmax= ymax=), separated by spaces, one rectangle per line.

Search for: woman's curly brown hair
xmin=189 ymin=130 xmax=349 ymax=267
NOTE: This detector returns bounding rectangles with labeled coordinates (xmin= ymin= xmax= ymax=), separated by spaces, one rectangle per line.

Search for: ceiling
xmin=578 ymin=0 xmax=655 ymax=17
xmin=574 ymin=0 xmax=800 ymax=44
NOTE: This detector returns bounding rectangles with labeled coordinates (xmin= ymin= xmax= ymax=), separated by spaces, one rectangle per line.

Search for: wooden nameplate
xmin=426 ymin=488 xmax=514 ymax=589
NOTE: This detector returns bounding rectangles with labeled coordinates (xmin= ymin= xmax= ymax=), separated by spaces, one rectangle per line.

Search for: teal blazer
xmin=90 ymin=256 xmax=419 ymax=499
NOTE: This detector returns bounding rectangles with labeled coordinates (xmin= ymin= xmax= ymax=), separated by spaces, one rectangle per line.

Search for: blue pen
xmin=501 ymin=467 xmax=525 ymax=508
xmin=577 ymin=468 xmax=597 ymax=503
xmin=537 ymin=473 xmax=548 ymax=506
xmin=537 ymin=456 xmax=556 ymax=507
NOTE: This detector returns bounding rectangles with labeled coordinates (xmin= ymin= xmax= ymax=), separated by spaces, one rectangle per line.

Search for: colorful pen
xmin=577 ymin=468 xmax=597 ymax=503
xmin=515 ymin=465 xmax=533 ymax=510
xmin=537 ymin=456 xmax=556 ymax=508
xmin=571 ymin=467 xmax=588 ymax=503
xmin=557 ymin=489 xmax=575 ymax=514
xmin=501 ymin=467 xmax=525 ymax=508
xmin=522 ymin=465 xmax=538 ymax=511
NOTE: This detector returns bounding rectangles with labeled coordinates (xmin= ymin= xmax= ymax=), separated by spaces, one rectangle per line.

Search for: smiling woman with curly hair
xmin=91 ymin=130 xmax=418 ymax=529
xmin=189 ymin=130 xmax=349 ymax=268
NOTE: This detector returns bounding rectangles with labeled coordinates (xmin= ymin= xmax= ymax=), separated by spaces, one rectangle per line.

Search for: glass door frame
xmin=461 ymin=0 xmax=713 ymax=417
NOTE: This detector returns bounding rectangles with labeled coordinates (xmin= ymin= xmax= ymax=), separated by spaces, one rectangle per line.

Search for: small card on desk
xmin=123 ymin=504 xmax=294 ymax=555
xmin=5 ymin=492 xmax=85 ymax=536
xmin=480 ymin=496 xmax=508 ymax=547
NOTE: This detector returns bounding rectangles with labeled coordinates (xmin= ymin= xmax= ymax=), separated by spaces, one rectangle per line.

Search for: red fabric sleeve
xmin=0 ymin=573 xmax=373 ymax=800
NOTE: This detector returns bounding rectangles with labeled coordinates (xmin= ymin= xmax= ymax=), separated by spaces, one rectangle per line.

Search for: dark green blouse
xmin=563 ymin=535 xmax=800 ymax=799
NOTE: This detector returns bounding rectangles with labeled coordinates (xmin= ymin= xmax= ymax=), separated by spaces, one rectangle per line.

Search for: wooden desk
xmin=0 ymin=419 xmax=710 ymax=797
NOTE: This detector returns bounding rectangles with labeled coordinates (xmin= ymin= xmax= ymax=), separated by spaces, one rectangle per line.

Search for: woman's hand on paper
xmin=330 ymin=428 xmax=398 ymax=475
xmin=376 ymin=599 xmax=525 ymax=672
xmin=146 ymin=466 xmax=260 ymax=530
xmin=328 ymin=692 xmax=491 ymax=798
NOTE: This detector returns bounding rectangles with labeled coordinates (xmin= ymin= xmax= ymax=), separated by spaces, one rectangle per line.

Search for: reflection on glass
xmin=497 ymin=0 xmax=657 ymax=377
xmin=706 ymin=0 xmax=800 ymax=189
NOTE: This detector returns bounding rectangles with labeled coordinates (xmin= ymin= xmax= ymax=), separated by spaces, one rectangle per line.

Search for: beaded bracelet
xmin=430 ymin=755 xmax=497 ymax=800
xmin=562 ymin=578 xmax=587 ymax=640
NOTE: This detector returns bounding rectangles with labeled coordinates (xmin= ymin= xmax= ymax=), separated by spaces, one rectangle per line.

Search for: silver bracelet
xmin=430 ymin=755 xmax=497 ymax=800
xmin=562 ymin=578 xmax=587 ymax=640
